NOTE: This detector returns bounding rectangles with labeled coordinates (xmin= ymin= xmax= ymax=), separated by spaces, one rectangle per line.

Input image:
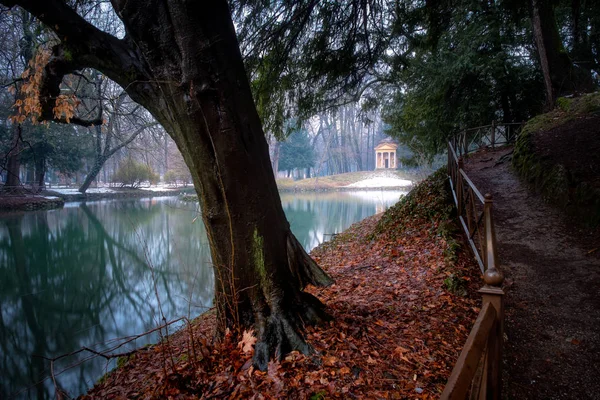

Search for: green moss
xmin=310 ymin=390 xmax=327 ymax=400
xmin=96 ymin=353 xmax=135 ymax=386
xmin=443 ymin=237 xmax=461 ymax=267
xmin=96 ymin=370 xmax=112 ymax=385
xmin=116 ymin=355 xmax=130 ymax=369
xmin=555 ymin=97 xmax=572 ymax=111
xmin=576 ymin=92 xmax=600 ymax=114
xmin=252 ymin=228 xmax=270 ymax=292
xmin=444 ymin=273 xmax=467 ymax=296
xmin=372 ymin=167 xmax=453 ymax=239
xmin=63 ymin=48 xmax=73 ymax=62
xmin=512 ymin=92 xmax=600 ymax=227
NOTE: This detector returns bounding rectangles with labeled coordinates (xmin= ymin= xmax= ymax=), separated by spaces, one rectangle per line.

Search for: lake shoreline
xmin=0 ymin=184 xmax=412 ymax=211
xmin=0 ymin=186 xmax=195 ymax=212
xmin=277 ymin=184 xmax=414 ymax=192
xmin=1 ymin=189 xmax=407 ymax=398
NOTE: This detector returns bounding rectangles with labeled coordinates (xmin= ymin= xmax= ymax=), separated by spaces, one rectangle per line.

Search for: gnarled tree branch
xmin=1 ymin=0 xmax=152 ymax=125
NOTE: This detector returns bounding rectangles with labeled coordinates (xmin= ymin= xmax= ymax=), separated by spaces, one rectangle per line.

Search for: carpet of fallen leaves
xmin=84 ymin=169 xmax=483 ymax=399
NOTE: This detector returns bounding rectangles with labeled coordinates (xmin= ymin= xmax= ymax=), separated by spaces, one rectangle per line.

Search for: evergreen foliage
xmin=278 ymin=129 xmax=315 ymax=173
xmin=382 ymin=0 xmax=545 ymax=160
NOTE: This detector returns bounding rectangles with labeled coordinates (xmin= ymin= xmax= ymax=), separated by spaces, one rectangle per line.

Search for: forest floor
xmin=83 ymin=170 xmax=484 ymax=399
xmin=463 ymin=145 xmax=600 ymax=399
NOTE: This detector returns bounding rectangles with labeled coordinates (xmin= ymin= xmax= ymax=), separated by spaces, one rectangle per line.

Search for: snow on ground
xmin=141 ymin=185 xmax=179 ymax=192
xmin=48 ymin=186 xmax=178 ymax=194
xmin=346 ymin=176 xmax=412 ymax=188
xmin=50 ymin=187 xmax=115 ymax=194
xmin=346 ymin=190 xmax=408 ymax=202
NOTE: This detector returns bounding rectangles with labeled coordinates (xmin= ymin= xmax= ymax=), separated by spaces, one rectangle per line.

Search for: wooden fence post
xmin=480 ymin=193 xmax=504 ymax=400
xmin=490 ymin=121 xmax=496 ymax=148
xmin=477 ymin=284 xmax=504 ymax=400
xmin=457 ymin=157 xmax=464 ymax=212
xmin=448 ymin=142 xmax=452 ymax=177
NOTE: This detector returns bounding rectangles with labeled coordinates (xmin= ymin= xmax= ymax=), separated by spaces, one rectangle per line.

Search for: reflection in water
xmin=280 ymin=191 xmax=405 ymax=251
xmin=0 ymin=191 xmax=405 ymax=398
xmin=0 ymin=199 xmax=212 ymax=399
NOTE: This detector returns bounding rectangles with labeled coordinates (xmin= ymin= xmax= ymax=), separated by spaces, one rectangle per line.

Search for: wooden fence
xmin=440 ymin=123 xmax=518 ymax=399
xmin=452 ymin=122 xmax=522 ymax=158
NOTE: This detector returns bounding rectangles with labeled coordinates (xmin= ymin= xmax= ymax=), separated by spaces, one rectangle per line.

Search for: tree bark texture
xmin=4 ymin=0 xmax=333 ymax=370
xmin=4 ymin=124 xmax=22 ymax=188
xmin=531 ymin=0 xmax=593 ymax=106
xmin=79 ymin=156 xmax=107 ymax=193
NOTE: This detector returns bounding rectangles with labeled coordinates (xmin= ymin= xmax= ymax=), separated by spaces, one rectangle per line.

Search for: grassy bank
xmin=277 ymin=170 xmax=420 ymax=191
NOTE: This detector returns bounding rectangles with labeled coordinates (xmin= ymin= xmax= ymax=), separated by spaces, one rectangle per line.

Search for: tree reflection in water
xmin=0 ymin=192 xmax=405 ymax=398
xmin=0 ymin=198 xmax=213 ymax=399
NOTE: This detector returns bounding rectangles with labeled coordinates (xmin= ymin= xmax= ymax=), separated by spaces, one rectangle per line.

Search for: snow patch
xmin=49 ymin=186 xmax=178 ymax=194
xmin=346 ymin=177 xmax=412 ymax=188
xmin=142 ymin=186 xmax=179 ymax=192
xmin=50 ymin=187 xmax=115 ymax=194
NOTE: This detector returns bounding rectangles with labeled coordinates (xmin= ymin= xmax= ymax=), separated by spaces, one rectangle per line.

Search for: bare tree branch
xmin=0 ymin=0 xmax=152 ymax=126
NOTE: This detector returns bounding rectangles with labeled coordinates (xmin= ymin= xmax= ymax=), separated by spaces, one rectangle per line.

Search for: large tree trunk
xmin=271 ymin=140 xmax=280 ymax=175
xmin=34 ymin=156 xmax=45 ymax=192
xmin=5 ymin=125 xmax=22 ymax=188
xmin=109 ymin=0 xmax=333 ymax=369
xmin=7 ymin=0 xmax=333 ymax=370
xmin=531 ymin=0 xmax=593 ymax=106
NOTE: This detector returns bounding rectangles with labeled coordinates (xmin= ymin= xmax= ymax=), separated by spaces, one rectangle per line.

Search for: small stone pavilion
xmin=374 ymin=138 xmax=398 ymax=169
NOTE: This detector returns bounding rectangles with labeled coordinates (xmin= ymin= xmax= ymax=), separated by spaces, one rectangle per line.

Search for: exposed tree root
xmin=287 ymin=233 xmax=334 ymax=288
xmin=252 ymin=291 xmax=332 ymax=371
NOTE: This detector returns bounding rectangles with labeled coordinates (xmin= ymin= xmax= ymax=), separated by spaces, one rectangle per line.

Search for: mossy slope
xmin=512 ymin=92 xmax=600 ymax=226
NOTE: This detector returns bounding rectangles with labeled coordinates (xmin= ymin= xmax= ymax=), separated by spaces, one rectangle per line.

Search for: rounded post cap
xmin=484 ymin=267 xmax=504 ymax=286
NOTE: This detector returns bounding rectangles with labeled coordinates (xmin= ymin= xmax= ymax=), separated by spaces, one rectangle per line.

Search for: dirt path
xmin=463 ymin=147 xmax=600 ymax=400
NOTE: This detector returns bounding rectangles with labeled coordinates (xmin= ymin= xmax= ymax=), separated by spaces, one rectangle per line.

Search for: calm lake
xmin=0 ymin=190 xmax=406 ymax=399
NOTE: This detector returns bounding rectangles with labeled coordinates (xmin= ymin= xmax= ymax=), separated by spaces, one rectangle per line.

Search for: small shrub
xmin=112 ymin=158 xmax=158 ymax=188
xmin=164 ymin=170 xmax=177 ymax=185
xmin=444 ymin=273 xmax=467 ymax=296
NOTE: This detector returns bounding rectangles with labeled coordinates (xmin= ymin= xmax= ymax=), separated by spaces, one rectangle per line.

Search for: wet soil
xmin=463 ymin=147 xmax=600 ymax=400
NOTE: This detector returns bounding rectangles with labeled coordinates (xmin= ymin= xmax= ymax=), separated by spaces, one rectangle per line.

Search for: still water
xmin=0 ymin=190 xmax=406 ymax=398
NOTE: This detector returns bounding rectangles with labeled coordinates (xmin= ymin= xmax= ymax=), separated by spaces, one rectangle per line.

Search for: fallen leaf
xmin=237 ymin=329 xmax=257 ymax=354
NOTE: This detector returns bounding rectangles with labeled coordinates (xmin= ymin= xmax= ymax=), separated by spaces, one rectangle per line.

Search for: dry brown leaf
xmin=237 ymin=329 xmax=257 ymax=354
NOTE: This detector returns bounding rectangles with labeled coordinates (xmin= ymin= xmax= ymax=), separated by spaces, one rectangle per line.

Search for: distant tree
xmin=383 ymin=0 xmax=545 ymax=161
xmin=78 ymin=78 xmax=158 ymax=193
xmin=278 ymin=129 xmax=315 ymax=177
xmin=163 ymin=170 xmax=178 ymax=186
xmin=530 ymin=0 xmax=594 ymax=107
xmin=0 ymin=8 xmax=37 ymax=189
xmin=112 ymin=158 xmax=158 ymax=188
xmin=19 ymin=123 xmax=93 ymax=190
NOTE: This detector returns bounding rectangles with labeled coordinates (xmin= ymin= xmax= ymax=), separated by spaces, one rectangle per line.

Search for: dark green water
xmin=0 ymin=191 xmax=405 ymax=399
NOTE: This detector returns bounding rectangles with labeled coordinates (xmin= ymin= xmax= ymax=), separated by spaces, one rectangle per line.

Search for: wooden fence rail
xmin=441 ymin=123 xmax=515 ymax=399
xmin=451 ymin=122 xmax=523 ymax=158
